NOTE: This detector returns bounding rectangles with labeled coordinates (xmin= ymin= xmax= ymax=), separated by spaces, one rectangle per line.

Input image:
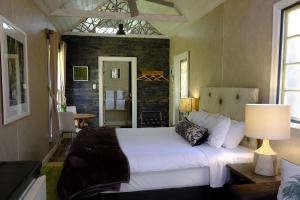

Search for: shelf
xmin=137 ymin=70 xmax=169 ymax=82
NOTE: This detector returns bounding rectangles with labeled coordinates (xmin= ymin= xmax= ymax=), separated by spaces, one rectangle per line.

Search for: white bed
xmin=116 ymin=127 xmax=253 ymax=192
xmin=116 ymin=87 xmax=259 ymax=192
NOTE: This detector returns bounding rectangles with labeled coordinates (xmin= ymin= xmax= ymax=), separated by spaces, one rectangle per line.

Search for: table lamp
xmin=179 ymin=98 xmax=199 ymax=119
xmin=245 ymin=104 xmax=290 ymax=176
xmin=179 ymin=98 xmax=199 ymax=112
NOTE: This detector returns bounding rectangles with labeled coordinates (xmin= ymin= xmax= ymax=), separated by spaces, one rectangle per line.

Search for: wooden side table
xmin=227 ymin=163 xmax=281 ymax=184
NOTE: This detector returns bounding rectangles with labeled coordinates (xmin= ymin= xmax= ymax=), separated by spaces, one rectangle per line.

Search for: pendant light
xmin=116 ymin=24 xmax=126 ymax=35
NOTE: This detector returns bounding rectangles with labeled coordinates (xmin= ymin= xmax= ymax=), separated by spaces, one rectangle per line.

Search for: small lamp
xmin=245 ymin=104 xmax=290 ymax=176
xmin=192 ymin=98 xmax=200 ymax=111
xmin=179 ymin=98 xmax=193 ymax=113
xmin=179 ymin=98 xmax=199 ymax=119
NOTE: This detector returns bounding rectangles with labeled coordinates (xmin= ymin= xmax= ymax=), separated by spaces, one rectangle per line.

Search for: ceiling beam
xmin=128 ymin=0 xmax=139 ymax=17
xmin=50 ymin=9 xmax=187 ymax=22
xmin=145 ymin=0 xmax=174 ymax=7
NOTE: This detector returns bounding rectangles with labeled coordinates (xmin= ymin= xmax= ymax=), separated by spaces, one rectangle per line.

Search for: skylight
xmin=72 ymin=0 xmax=162 ymax=35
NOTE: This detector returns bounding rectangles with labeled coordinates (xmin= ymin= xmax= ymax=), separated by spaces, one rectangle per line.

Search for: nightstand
xmin=227 ymin=163 xmax=281 ymax=185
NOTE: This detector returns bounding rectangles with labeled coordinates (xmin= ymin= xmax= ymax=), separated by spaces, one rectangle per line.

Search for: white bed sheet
xmin=117 ymin=127 xmax=208 ymax=173
xmin=195 ymin=144 xmax=253 ymax=187
xmin=116 ymin=127 xmax=253 ymax=190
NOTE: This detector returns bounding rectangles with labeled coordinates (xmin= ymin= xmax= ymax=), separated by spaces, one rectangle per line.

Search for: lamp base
xmin=254 ymin=152 xmax=277 ymax=176
xmin=253 ymin=139 xmax=277 ymax=176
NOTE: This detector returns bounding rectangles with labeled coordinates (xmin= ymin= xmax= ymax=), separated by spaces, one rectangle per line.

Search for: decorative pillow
xmin=175 ymin=119 xmax=208 ymax=146
xmin=222 ymin=120 xmax=245 ymax=149
xmin=278 ymin=159 xmax=300 ymax=200
xmin=175 ymin=118 xmax=192 ymax=137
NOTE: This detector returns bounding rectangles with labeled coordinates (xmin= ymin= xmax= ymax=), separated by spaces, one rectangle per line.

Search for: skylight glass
xmin=72 ymin=0 xmax=162 ymax=35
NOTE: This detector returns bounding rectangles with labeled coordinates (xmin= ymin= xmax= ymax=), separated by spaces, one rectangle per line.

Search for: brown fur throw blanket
xmin=57 ymin=127 xmax=130 ymax=200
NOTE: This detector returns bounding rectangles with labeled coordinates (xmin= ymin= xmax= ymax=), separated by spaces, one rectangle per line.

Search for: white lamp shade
xmin=245 ymin=104 xmax=290 ymax=140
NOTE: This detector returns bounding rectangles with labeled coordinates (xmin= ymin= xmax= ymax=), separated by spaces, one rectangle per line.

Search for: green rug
xmin=41 ymin=162 xmax=63 ymax=200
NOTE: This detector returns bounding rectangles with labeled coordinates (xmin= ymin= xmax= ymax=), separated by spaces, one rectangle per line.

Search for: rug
xmin=41 ymin=162 xmax=63 ymax=200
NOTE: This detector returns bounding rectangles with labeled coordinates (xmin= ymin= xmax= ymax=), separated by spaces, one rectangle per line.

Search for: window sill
xmin=291 ymin=122 xmax=300 ymax=130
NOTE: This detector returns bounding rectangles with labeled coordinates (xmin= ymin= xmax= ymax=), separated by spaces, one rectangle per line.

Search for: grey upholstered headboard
xmin=200 ymin=87 xmax=259 ymax=121
xmin=200 ymin=87 xmax=259 ymax=149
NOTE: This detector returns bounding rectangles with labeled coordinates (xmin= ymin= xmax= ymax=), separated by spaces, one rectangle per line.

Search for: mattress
xmin=120 ymin=167 xmax=210 ymax=192
xmin=116 ymin=127 xmax=253 ymax=191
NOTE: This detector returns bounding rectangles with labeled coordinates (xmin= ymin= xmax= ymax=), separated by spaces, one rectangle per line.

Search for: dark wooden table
xmin=227 ymin=163 xmax=281 ymax=184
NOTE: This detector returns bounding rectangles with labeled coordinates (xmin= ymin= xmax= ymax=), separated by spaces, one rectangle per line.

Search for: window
xmin=57 ymin=42 xmax=66 ymax=109
xmin=277 ymin=3 xmax=300 ymax=123
xmin=72 ymin=0 xmax=162 ymax=35
xmin=173 ymin=51 xmax=189 ymax=124
xmin=180 ymin=59 xmax=189 ymax=98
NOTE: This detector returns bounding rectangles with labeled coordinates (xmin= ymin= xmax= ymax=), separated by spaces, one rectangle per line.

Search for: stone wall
xmin=62 ymin=35 xmax=169 ymax=127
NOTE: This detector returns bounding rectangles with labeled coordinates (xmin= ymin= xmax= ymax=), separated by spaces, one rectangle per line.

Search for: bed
xmin=117 ymin=127 xmax=253 ymax=191
xmin=58 ymin=87 xmax=259 ymax=198
xmin=116 ymin=87 xmax=259 ymax=192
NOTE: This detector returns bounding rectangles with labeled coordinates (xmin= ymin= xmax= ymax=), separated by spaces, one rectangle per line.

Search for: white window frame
xmin=173 ymin=51 xmax=189 ymax=125
xmin=270 ymin=0 xmax=300 ymax=128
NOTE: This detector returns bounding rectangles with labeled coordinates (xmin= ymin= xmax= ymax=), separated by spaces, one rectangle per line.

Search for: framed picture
xmin=111 ymin=68 xmax=120 ymax=79
xmin=73 ymin=66 xmax=89 ymax=81
xmin=0 ymin=15 xmax=30 ymax=125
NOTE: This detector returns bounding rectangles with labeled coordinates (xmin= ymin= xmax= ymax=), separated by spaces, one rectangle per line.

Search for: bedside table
xmin=227 ymin=163 xmax=281 ymax=184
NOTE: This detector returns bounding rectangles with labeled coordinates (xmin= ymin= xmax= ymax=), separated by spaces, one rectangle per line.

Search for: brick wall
xmin=62 ymin=35 xmax=169 ymax=127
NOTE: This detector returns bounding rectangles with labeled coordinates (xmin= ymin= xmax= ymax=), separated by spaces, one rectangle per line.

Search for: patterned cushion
xmin=175 ymin=118 xmax=209 ymax=146
xmin=278 ymin=159 xmax=300 ymax=200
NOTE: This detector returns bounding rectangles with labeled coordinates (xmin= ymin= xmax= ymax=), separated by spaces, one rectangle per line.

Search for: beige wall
xmin=169 ymin=5 xmax=224 ymax=120
xmin=170 ymin=0 xmax=300 ymax=164
xmin=0 ymin=0 xmax=53 ymax=161
xmin=222 ymin=0 xmax=274 ymax=103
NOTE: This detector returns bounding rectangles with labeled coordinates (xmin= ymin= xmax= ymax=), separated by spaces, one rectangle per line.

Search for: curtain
xmin=57 ymin=41 xmax=66 ymax=107
xmin=48 ymin=31 xmax=60 ymax=143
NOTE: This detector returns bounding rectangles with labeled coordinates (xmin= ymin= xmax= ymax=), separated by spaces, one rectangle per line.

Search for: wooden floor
xmin=49 ymin=138 xmax=232 ymax=200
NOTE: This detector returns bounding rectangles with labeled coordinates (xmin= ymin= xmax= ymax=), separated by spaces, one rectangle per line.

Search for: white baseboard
xmin=42 ymin=142 xmax=59 ymax=166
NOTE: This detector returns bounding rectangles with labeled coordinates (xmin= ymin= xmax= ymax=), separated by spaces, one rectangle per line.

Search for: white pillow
xmin=277 ymin=159 xmax=300 ymax=200
xmin=187 ymin=110 xmax=209 ymax=125
xmin=188 ymin=110 xmax=231 ymax=148
xmin=205 ymin=114 xmax=231 ymax=148
xmin=222 ymin=120 xmax=245 ymax=149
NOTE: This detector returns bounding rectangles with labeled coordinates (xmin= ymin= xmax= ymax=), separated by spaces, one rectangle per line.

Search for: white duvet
xmin=116 ymin=127 xmax=253 ymax=188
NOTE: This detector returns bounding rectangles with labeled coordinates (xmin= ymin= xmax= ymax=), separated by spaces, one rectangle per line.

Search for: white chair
xmin=66 ymin=106 xmax=77 ymax=114
xmin=58 ymin=112 xmax=81 ymax=139
xmin=66 ymin=106 xmax=78 ymax=127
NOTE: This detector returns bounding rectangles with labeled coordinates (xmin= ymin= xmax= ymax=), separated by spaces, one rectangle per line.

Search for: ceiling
xmin=33 ymin=0 xmax=225 ymax=37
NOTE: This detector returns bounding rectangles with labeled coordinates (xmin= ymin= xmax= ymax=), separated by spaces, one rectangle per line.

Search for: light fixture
xmin=116 ymin=24 xmax=126 ymax=35
xmin=192 ymin=98 xmax=200 ymax=111
xmin=245 ymin=104 xmax=290 ymax=176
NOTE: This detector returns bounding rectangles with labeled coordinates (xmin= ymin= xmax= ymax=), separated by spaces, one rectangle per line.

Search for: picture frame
xmin=0 ymin=15 xmax=30 ymax=125
xmin=111 ymin=68 xmax=120 ymax=79
xmin=73 ymin=66 xmax=89 ymax=81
